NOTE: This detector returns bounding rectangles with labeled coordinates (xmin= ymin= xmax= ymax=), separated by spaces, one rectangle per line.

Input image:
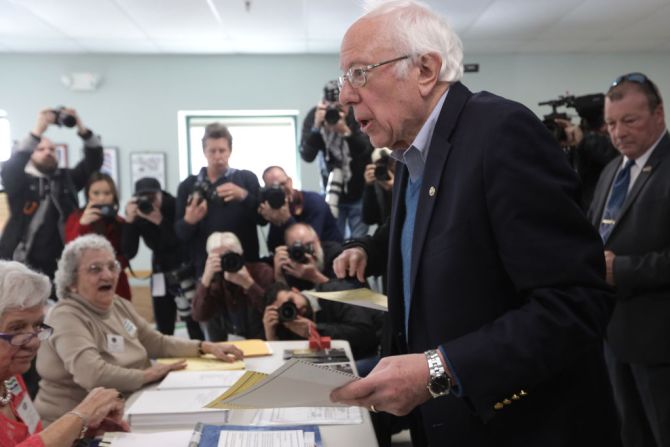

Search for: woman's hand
xmin=142 ymin=359 xmax=187 ymax=384
xmin=200 ymin=341 xmax=244 ymax=363
xmin=72 ymin=387 xmax=127 ymax=431
xmin=201 ymin=252 xmax=222 ymax=288
xmin=79 ymin=202 xmax=102 ymax=225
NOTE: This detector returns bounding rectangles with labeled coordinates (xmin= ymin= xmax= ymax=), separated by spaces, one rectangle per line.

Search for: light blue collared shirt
xmin=390 ymin=90 xmax=448 ymax=182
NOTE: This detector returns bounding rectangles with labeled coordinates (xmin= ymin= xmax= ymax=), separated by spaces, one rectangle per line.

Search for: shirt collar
xmin=623 ymin=129 xmax=667 ymax=169
xmin=391 ymin=89 xmax=448 ymax=182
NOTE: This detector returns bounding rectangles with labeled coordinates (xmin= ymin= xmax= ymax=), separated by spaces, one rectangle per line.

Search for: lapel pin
xmin=642 ymin=166 xmax=652 ymax=172
xmin=429 ymin=186 xmax=436 ymax=197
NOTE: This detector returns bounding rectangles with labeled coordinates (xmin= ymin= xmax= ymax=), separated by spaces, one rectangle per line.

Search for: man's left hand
xmin=330 ymin=353 xmax=432 ymax=416
xmin=604 ymin=250 xmax=616 ymax=285
xmin=258 ymin=201 xmax=291 ymax=225
xmin=216 ymin=183 xmax=248 ymax=202
xmin=283 ymin=315 xmax=315 ymax=339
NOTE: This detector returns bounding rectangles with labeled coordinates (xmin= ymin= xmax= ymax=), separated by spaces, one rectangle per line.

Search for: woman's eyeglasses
xmin=0 ymin=323 xmax=53 ymax=346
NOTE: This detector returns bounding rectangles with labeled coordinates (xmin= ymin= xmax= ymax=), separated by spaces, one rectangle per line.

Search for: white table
xmin=128 ymin=340 xmax=378 ymax=447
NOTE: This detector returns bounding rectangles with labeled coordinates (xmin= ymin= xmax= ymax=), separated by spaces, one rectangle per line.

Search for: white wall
xmin=1 ymin=51 xmax=669 ymax=270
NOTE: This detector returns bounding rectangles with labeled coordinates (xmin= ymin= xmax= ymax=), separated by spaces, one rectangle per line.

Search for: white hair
xmin=206 ymin=232 xmax=243 ymax=255
xmin=54 ymin=235 xmax=115 ymax=300
xmin=0 ymin=261 xmax=50 ymax=318
xmin=362 ymin=0 xmax=464 ymax=83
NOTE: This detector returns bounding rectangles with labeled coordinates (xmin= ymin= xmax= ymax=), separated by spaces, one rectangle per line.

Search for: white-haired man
xmin=331 ymin=1 xmax=619 ymax=446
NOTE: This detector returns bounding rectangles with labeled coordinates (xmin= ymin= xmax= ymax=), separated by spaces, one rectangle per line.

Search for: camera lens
xmin=374 ymin=163 xmax=389 ymax=181
xmin=278 ymin=301 xmax=298 ymax=322
xmin=137 ymin=196 xmax=153 ymax=214
xmin=261 ymin=185 xmax=286 ymax=209
xmin=220 ymin=252 xmax=244 ymax=273
xmin=287 ymin=242 xmax=313 ymax=264
xmin=325 ymin=107 xmax=341 ymax=125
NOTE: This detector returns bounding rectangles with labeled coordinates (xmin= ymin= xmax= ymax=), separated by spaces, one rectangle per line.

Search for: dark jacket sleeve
xmin=362 ymin=184 xmax=382 ymax=225
xmin=0 ymin=134 xmax=36 ymax=196
xmin=300 ymin=107 xmax=322 ymax=163
xmin=174 ymin=176 xmax=197 ymax=242
xmin=69 ymin=129 xmax=103 ymax=191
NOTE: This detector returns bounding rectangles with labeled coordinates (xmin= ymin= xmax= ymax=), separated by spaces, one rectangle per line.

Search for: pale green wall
xmin=1 ymin=51 xmax=669 ymax=270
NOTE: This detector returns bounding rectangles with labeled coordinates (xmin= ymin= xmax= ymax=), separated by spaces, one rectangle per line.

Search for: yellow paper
xmin=155 ymin=357 xmax=245 ymax=371
xmin=224 ymin=339 xmax=272 ymax=357
xmin=305 ymin=288 xmax=388 ymax=311
xmin=205 ymin=370 xmax=268 ymax=409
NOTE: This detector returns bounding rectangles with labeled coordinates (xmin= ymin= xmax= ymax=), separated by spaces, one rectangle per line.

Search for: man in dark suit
xmin=330 ymin=2 xmax=619 ymax=446
xmin=589 ymin=73 xmax=669 ymax=447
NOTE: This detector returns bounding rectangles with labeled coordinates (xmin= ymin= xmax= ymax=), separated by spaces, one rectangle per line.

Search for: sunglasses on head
xmin=609 ymin=72 xmax=661 ymax=102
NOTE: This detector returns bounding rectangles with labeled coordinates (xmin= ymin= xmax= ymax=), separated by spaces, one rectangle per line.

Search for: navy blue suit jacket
xmin=360 ymin=82 xmax=619 ymax=446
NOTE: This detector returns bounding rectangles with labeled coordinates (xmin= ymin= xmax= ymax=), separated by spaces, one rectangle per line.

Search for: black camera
xmin=52 ymin=107 xmax=76 ymax=128
xmin=92 ymin=204 xmax=118 ymax=219
xmin=165 ymin=264 xmax=196 ymax=318
xmin=261 ymin=184 xmax=286 ymax=209
xmin=374 ymin=153 xmax=391 ymax=181
xmin=136 ymin=195 xmax=154 ymax=214
xmin=278 ymin=301 xmax=298 ymax=322
xmin=323 ymin=80 xmax=342 ymax=125
xmin=220 ymin=252 xmax=244 ymax=273
xmin=287 ymin=241 xmax=314 ymax=264
xmin=190 ymin=178 xmax=220 ymax=205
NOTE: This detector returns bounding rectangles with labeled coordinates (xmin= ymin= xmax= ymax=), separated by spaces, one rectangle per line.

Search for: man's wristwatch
xmin=425 ymin=349 xmax=451 ymax=398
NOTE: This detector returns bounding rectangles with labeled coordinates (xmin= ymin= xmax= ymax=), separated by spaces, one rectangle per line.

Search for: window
xmin=178 ymin=110 xmax=300 ymax=188
xmin=0 ymin=110 xmax=11 ymax=163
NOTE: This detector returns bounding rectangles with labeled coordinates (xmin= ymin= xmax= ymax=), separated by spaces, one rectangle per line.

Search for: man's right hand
xmin=364 ymin=164 xmax=376 ymax=185
xmin=32 ymin=108 xmax=56 ymax=137
xmin=333 ymin=247 xmax=368 ymax=283
xmin=184 ymin=196 xmax=208 ymax=225
xmin=125 ymin=199 xmax=139 ymax=223
xmin=262 ymin=305 xmax=280 ymax=341
xmin=258 ymin=200 xmax=291 ymax=226
xmin=313 ymin=101 xmax=327 ymax=129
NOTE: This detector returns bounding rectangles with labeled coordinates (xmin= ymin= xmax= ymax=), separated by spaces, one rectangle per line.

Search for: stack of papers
xmin=195 ymin=423 xmax=322 ymax=447
xmin=251 ymin=407 xmax=363 ymax=426
xmin=226 ymin=339 xmax=273 ymax=357
xmin=304 ymin=288 xmax=388 ymax=311
xmin=99 ymin=430 xmax=193 ymax=447
xmin=125 ymin=388 xmax=230 ymax=429
xmin=157 ymin=370 xmax=246 ymax=390
xmin=206 ymin=359 xmax=358 ymax=409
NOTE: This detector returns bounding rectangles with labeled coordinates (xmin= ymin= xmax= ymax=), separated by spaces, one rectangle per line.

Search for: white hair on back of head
xmin=0 ymin=261 xmax=50 ymax=318
xmin=206 ymin=232 xmax=243 ymax=255
xmin=54 ymin=234 xmax=115 ymax=300
xmin=362 ymin=0 xmax=464 ymax=83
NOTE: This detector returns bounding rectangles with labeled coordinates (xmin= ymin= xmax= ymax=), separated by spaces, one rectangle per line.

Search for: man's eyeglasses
xmin=0 ymin=323 xmax=53 ymax=346
xmin=85 ymin=260 xmax=121 ymax=275
xmin=338 ymin=55 xmax=411 ymax=90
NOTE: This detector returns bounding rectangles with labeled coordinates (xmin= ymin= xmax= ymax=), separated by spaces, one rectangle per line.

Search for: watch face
xmin=429 ymin=375 xmax=450 ymax=395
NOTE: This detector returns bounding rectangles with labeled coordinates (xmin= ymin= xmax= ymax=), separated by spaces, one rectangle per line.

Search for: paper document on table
xmin=218 ymin=430 xmax=308 ymax=447
xmin=304 ymin=288 xmax=388 ymax=311
xmin=157 ymin=370 xmax=246 ymax=390
xmin=225 ymin=339 xmax=273 ymax=357
xmin=155 ymin=356 xmax=245 ymax=371
xmin=99 ymin=430 xmax=192 ymax=447
xmin=206 ymin=359 xmax=358 ymax=409
xmin=252 ymin=406 xmax=363 ymax=426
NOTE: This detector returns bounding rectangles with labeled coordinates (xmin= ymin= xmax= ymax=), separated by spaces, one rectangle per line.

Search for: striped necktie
xmin=599 ymin=159 xmax=636 ymax=243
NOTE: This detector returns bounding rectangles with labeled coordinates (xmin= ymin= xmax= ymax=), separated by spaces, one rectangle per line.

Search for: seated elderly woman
xmin=34 ymin=234 xmax=243 ymax=423
xmin=191 ymin=231 xmax=274 ymax=341
xmin=0 ymin=260 xmax=126 ymax=447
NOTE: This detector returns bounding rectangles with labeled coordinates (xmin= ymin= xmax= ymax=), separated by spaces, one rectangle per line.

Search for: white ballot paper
xmin=252 ymin=406 xmax=362 ymax=426
xmin=99 ymin=430 xmax=193 ymax=447
xmin=157 ymin=370 xmax=246 ymax=390
xmin=208 ymin=359 xmax=358 ymax=409
xmin=218 ymin=430 xmax=314 ymax=447
xmin=303 ymin=288 xmax=388 ymax=311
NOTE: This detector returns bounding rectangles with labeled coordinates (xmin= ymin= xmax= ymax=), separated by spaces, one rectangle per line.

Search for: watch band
xmin=425 ymin=349 xmax=451 ymax=398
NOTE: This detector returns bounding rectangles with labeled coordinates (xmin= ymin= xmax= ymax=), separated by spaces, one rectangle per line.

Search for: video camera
xmin=538 ymin=93 xmax=605 ymax=145
xmin=260 ymin=184 xmax=286 ymax=209
xmin=323 ymin=80 xmax=342 ymax=125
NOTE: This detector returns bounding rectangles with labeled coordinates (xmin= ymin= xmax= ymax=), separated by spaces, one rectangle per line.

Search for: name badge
xmin=16 ymin=394 xmax=40 ymax=434
xmin=122 ymin=318 xmax=137 ymax=337
xmin=5 ymin=377 xmax=21 ymax=395
xmin=152 ymin=272 xmax=166 ymax=297
xmin=107 ymin=334 xmax=125 ymax=353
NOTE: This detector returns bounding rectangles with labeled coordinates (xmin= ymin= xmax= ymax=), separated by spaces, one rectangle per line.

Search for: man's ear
xmin=417 ymin=52 xmax=443 ymax=97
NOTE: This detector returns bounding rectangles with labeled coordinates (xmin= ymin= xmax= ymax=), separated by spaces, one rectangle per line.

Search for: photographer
xmin=0 ymin=107 xmax=103 ymax=281
xmin=121 ymin=177 xmax=204 ymax=339
xmin=64 ymin=172 xmax=131 ymax=300
xmin=362 ymin=148 xmax=395 ymax=226
xmin=191 ymin=232 xmax=274 ymax=341
xmin=259 ymin=165 xmax=342 ymax=253
xmin=300 ymin=81 xmax=373 ymax=238
xmin=175 ymin=122 xmax=262 ymax=277
xmin=262 ymin=282 xmax=380 ymax=360
xmin=273 ymin=223 xmax=342 ymax=291
xmin=554 ymin=118 xmax=618 ymax=210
